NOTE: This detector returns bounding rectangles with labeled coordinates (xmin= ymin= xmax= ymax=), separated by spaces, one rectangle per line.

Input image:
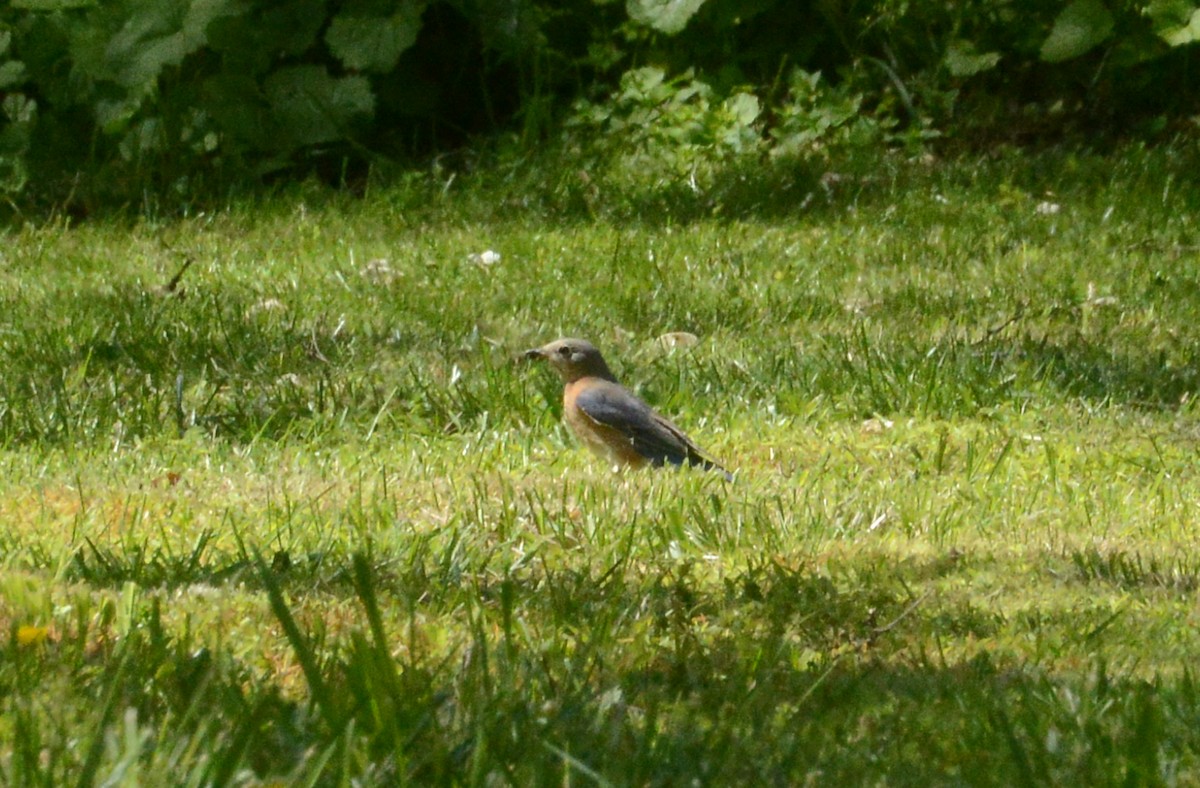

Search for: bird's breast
xmin=563 ymin=379 xmax=648 ymax=467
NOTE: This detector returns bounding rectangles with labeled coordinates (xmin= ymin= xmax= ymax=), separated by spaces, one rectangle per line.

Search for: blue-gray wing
xmin=575 ymin=381 xmax=730 ymax=478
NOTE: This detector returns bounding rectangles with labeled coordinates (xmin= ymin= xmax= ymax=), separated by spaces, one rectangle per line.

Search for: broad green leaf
xmin=1145 ymin=0 xmax=1194 ymax=29
xmin=0 ymin=61 xmax=27 ymax=89
xmin=1148 ymin=2 xmax=1200 ymax=46
xmin=118 ymin=116 xmax=165 ymax=160
xmin=944 ymin=39 xmax=1001 ymax=76
xmin=3 ymin=94 xmax=36 ymax=124
xmin=94 ymin=97 xmax=141 ymax=132
xmin=0 ymin=31 xmax=10 ymax=56
xmin=719 ymin=92 xmax=761 ymax=153
xmin=724 ymin=92 xmax=760 ymax=126
xmin=1040 ymin=0 xmax=1114 ymax=62
xmin=102 ymin=0 xmax=239 ymax=89
xmin=326 ymin=0 xmax=425 ymax=72
xmin=207 ymin=0 xmax=326 ymax=76
xmin=1164 ymin=10 xmax=1200 ymax=45
xmin=201 ymin=73 xmax=273 ymax=149
xmin=264 ymin=66 xmax=375 ymax=147
xmin=627 ymin=0 xmax=708 ymax=35
xmin=0 ymin=154 xmax=28 ymax=193
xmin=629 ymin=66 xmax=666 ymax=91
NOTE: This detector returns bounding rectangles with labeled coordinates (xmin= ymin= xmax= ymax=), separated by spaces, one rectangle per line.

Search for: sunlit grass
xmin=3 ymin=144 xmax=1200 ymax=783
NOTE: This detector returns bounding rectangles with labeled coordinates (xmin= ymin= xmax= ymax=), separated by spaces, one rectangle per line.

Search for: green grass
xmin=4 ymin=144 xmax=1200 ymax=784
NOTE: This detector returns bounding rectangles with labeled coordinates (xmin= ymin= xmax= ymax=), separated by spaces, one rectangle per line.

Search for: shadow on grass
xmin=5 ymin=146 xmax=1200 ymax=449
xmin=0 ymin=285 xmax=343 ymax=444
xmin=253 ymin=552 xmax=1200 ymax=783
xmin=779 ymin=327 xmax=1200 ymax=423
xmin=402 ymin=141 xmax=1200 ymax=229
xmin=2 ymin=284 xmax=1195 ymax=453
xmin=0 ymin=281 xmax=537 ymax=446
xmin=1009 ymin=333 xmax=1200 ymax=411
xmin=22 ymin=550 xmax=1199 ymax=784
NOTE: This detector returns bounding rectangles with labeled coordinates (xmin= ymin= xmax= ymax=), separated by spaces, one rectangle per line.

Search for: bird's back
xmin=566 ymin=377 xmax=729 ymax=478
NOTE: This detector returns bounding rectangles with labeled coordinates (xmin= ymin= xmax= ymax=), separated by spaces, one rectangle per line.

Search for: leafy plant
xmin=0 ymin=0 xmax=533 ymax=208
xmin=0 ymin=24 xmax=33 ymax=195
xmin=1041 ymin=0 xmax=1117 ymax=62
xmin=570 ymin=61 xmax=889 ymax=197
xmin=571 ymin=66 xmax=762 ymax=180
xmin=2 ymin=0 xmax=1200 ymax=212
xmin=1148 ymin=0 xmax=1200 ymax=45
xmin=770 ymin=69 xmax=885 ymax=160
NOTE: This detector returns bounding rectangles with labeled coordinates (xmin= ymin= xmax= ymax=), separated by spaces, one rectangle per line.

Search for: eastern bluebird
xmin=524 ymin=338 xmax=732 ymax=480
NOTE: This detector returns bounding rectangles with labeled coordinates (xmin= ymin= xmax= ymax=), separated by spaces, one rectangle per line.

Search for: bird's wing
xmin=574 ymin=380 xmax=720 ymax=471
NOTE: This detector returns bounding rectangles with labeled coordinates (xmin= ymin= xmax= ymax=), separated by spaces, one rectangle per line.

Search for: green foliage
xmin=571 ymin=67 xmax=764 ymax=177
xmin=263 ymin=66 xmax=375 ymax=149
xmin=325 ymin=0 xmax=425 ymax=72
xmin=0 ymin=0 xmax=560 ymax=209
xmin=569 ymin=64 xmax=884 ymax=204
xmin=1148 ymin=0 xmax=1200 ymax=44
xmin=1 ymin=0 xmax=1200 ymax=211
xmin=943 ymin=39 xmax=1002 ymax=77
xmin=0 ymin=24 xmax=32 ymax=194
xmin=770 ymin=69 xmax=883 ymax=158
xmin=1041 ymin=0 xmax=1117 ymax=62
xmin=627 ymin=0 xmax=707 ymax=35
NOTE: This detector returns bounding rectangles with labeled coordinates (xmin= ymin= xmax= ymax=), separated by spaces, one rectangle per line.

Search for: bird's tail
xmin=710 ymin=462 xmax=735 ymax=482
xmin=690 ymin=454 xmax=734 ymax=482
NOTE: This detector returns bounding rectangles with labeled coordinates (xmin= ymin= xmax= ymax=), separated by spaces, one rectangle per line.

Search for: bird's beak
xmin=523 ymin=347 xmax=546 ymax=362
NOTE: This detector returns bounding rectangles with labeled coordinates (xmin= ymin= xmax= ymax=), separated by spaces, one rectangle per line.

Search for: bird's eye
xmin=558 ymin=345 xmax=572 ymax=357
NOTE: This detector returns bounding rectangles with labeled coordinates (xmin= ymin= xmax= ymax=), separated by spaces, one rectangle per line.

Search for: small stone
xmin=861 ymin=416 xmax=894 ymax=434
xmin=362 ymin=258 xmax=398 ymax=284
xmin=656 ymin=331 xmax=700 ymax=350
xmin=247 ymin=298 xmax=286 ymax=317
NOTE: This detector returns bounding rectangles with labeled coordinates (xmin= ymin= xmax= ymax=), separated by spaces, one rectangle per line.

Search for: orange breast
xmin=563 ymin=379 xmax=648 ymax=467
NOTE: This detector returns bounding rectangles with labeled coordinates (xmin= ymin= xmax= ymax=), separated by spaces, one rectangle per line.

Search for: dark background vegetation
xmin=1 ymin=0 xmax=1199 ymax=215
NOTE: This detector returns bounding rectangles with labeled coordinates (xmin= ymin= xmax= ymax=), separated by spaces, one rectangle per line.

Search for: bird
xmin=524 ymin=337 xmax=732 ymax=480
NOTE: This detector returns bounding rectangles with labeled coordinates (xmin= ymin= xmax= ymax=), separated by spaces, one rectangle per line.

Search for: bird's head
xmin=523 ymin=338 xmax=616 ymax=383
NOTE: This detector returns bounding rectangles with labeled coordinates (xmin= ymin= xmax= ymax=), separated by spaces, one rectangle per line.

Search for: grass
xmin=4 ymin=142 xmax=1200 ymax=783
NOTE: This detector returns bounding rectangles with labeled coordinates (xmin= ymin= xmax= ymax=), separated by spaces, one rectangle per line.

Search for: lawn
xmin=3 ymin=145 xmax=1200 ymax=784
